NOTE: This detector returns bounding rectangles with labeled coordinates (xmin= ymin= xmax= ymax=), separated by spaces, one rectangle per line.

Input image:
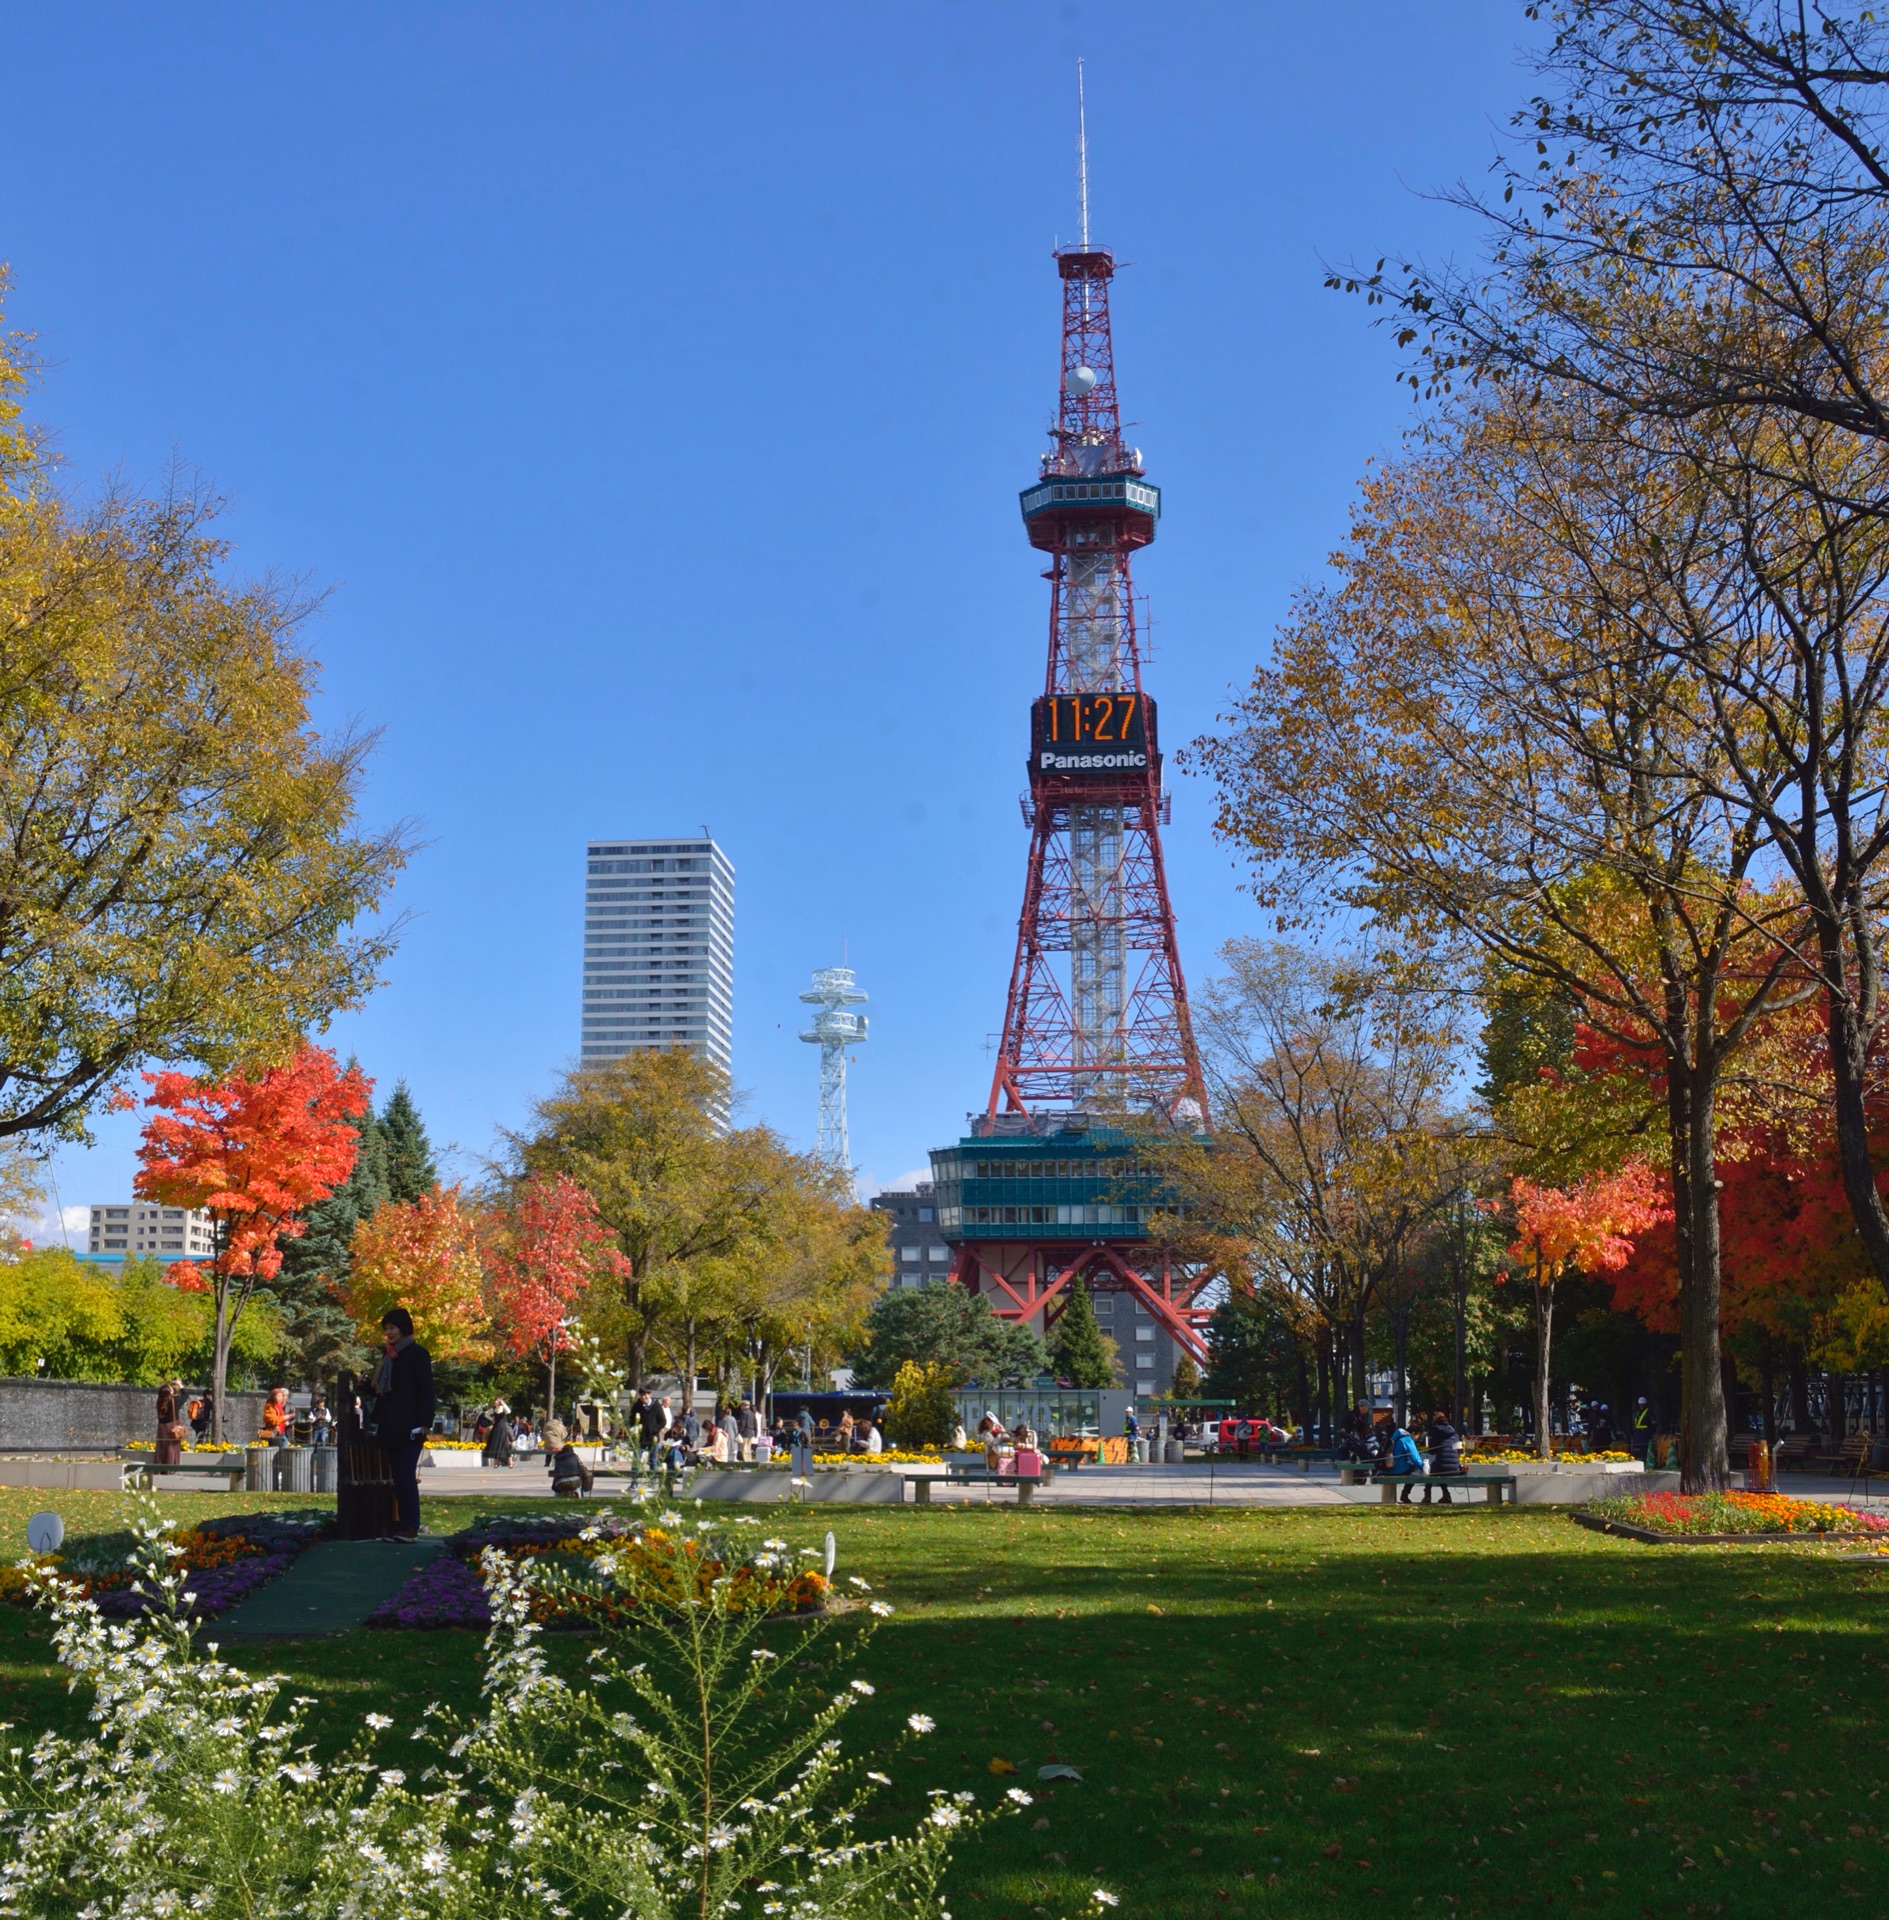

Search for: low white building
xmin=87 ymin=1203 xmax=216 ymax=1263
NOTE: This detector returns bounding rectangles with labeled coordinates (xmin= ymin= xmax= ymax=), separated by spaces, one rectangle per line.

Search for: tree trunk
xmin=1820 ymin=966 xmax=1889 ymax=1288
xmin=682 ymin=1322 xmax=698 ymax=1414
xmin=1293 ymin=1342 xmax=1312 ymax=1437
xmin=1668 ymin=1051 xmax=1731 ymax=1492
xmin=211 ymin=1282 xmax=233 ymax=1446
xmin=1532 ymin=1259 xmax=1555 ymax=1463
xmin=1452 ymin=1273 xmax=1469 ymax=1434
xmin=1789 ymin=1355 xmax=1810 ymax=1434
xmin=1760 ymin=1340 xmax=1777 ymax=1445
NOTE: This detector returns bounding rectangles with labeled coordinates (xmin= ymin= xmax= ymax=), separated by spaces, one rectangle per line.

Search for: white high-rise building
xmin=580 ymin=835 xmax=733 ymax=1075
xmin=86 ymin=1203 xmax=216 ymax=1262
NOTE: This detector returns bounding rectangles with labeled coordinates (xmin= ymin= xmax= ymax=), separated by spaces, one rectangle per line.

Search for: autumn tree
xmin=135 ymin=1047 xmax=369 ymax=1439
xmin=516 ymin=1049 xmax=832 ymax=1389
xmin=1347 ymin=3 xmax=1889 ymax=1303
xmin=482 ymin=1172 xmax=623 ymax=1413
xmin=344 ymin=1185 xmax=491 ymax=1368
xmin=1195 ymin=380 xmax=1815 ymax=1487
xmin=0 ymin=278 xmax=406 ymax=1149
xmin=1505 ymin=1163 xmax=1671 ymax=1459
xmin=1158 ymin=941 xmax=1465 ymax=1441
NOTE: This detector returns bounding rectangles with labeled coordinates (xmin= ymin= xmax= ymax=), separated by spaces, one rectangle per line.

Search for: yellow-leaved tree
xmin=0 ymin=270 xmax=408 ymax=1149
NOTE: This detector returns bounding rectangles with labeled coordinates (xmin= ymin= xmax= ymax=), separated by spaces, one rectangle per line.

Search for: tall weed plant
xmin=0 ymin=1500 xmax=1107 ymax=1920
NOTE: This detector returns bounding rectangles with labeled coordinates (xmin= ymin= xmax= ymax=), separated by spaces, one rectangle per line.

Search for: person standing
xmin=154 ymin=1381 xmax=185 ymax=1467
xmin=735 ymin=1398 xmax=760 ymax=1462
xmin=260 ymin=1386 xmax=292 ymax=1447
xmin=636 ymin=1390 xmax=667 ymax=1474
xmin=372 ymin=1308 xmax=435 ymax=1542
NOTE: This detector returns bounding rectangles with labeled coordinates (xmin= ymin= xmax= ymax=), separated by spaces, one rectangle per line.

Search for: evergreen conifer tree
xmin=272 ymin=1079 xmax=388 ymax=1384
xmin=1169 ymin=1351 xmax=1202 ymax=1400
xmin=1051 ymin=1280 xmax=1119 ymax=1389
xmin=378 ymin=1081 xmax=438 ymax=1202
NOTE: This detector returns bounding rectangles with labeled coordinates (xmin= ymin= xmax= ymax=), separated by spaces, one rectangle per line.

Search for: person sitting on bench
xmin=1383 ymin=1420 xmax=1428 ymax=1503
xmin=1425 ymin=1411 xmax=1465 ymax=1505
xmin=1340 ymin=1402 xmax=1376 ymax=1465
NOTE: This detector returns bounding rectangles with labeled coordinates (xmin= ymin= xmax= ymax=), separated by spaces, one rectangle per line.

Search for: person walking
xmin=636 ymin=1390 xmax=667 ymax=1474
xmin=484 ymin=1406 xmax=515 ymax=1468
xmin=154 ymin=1381 xmax=186 ymax=1468
xmin=372 ymin=1308 xmax=435 ymax=1542
xmin=1425 ymin=1411 xmax=1464 ymax=1505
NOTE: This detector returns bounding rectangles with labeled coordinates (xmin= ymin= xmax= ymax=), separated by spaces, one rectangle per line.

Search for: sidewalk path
xmin=215 ymin=1537 xmax=443 ymax=1639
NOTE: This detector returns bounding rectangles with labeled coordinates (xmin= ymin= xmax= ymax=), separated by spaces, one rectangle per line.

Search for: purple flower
xmin=366 ymin=1555 xmax=491 ymax=1630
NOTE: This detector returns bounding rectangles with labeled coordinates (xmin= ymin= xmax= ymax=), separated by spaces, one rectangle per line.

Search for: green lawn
xmin=0 ymin=1489 xmax=1882 ymax=1917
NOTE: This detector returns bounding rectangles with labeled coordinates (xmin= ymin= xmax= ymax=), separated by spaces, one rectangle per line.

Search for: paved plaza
xmin=405 ymin=1455 xmax=1889 ymax=1512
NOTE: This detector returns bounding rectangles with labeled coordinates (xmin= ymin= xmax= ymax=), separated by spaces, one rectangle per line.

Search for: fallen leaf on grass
xmin=1323 ymin=1842 xmax=1343 ymax=1859
xmin=988 ymin=1758 xmax=1019 ymax=1775
xmin=1037 ymin=1764 xmax=1083 ymax=1782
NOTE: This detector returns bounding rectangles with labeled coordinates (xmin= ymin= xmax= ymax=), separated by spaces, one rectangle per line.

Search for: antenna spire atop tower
xmin=1076 ymin=58 xmax=1090 ymax=249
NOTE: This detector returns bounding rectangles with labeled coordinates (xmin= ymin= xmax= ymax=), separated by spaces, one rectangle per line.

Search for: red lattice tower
xmin=937 ymin=232 xmax=1213 ymax=1374
xmin=989 ymin=243 xmax=1204 ymax=1124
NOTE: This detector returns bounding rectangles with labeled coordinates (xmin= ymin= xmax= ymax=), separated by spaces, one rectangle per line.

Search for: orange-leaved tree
xmin=135 ymin=1046 xmax=370 ymax=1440
xmin=344 ymin=1184 xmax=491 ymax=1366
xmin=1506 ymin=1163 xmax=1670 ymax=1461
xmin=483 ymin=1172 xmax=625 ymax=1418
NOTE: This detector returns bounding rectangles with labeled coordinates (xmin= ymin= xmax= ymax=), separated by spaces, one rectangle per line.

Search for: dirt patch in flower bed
xmin=367 ymin=1511 xmax=834 ymax=1630
xmin=1577 ymin=1488 xmax=1889 ymax=1543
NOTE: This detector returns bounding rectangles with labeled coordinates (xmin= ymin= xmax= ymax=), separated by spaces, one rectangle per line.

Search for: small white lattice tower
xmin=799 ymin=965 xmax=868 ymax=1169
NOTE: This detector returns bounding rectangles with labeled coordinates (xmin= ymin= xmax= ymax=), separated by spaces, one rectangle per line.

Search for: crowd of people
xmin=460 ymin=1388 xmax=891 ymax=1483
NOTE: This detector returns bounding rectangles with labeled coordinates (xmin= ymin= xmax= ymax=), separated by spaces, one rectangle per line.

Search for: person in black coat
xmin=372 ymin=1307 xmax=435 ymax=1540
xmin=1425 ymin=1411 xmax=1464 ymax=1505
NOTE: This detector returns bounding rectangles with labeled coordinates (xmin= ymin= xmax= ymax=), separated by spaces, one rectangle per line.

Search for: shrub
xmin=886 ymin=1359 xmax=958 ymax=1448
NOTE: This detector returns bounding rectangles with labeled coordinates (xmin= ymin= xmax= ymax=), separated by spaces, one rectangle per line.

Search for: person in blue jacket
xmin=1384 ymin=1420 xmax=1428 ymax=1505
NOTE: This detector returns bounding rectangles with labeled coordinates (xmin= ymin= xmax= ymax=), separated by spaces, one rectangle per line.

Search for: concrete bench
xmin=1370 ymin=1470 xmax=1517 ymax=1506
xmin=940 ymin=1464 xmax=1045 ymax=1505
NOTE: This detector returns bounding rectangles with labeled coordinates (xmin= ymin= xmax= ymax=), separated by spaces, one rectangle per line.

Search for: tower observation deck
xmin=934 ymin=159 xmax=1213 ymax=1379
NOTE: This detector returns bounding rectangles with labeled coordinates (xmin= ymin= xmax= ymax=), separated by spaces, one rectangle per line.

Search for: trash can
xmin=244 ymin=1445 xmax=272 ymax=1493
xmin=1165 ymin=1439 xmax=1185 ymax=1464
xmin=311 ymin=1447 xmax=337 ymax=1494
xmin=1132 ymin=1437 xmax=1149 ymax=1464
xmin=275 ymin=1446 xmax=312 ymax=1494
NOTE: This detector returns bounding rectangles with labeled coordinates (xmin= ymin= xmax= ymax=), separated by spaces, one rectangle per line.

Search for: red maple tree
xmin=1507 ymin=1162 xmax=1670 ymax=1460
xmin=135 ymin=1046 xmax=370 ymax=1439
xmin=483 ymin=1172 xmax=622 ymax=1414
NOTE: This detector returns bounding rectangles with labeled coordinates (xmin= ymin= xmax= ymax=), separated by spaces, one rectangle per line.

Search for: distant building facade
xmin=580 ymin=835 xmax=734 ymax=1075
xmin=86 ymin=1203 xmax=216 ymax=1264
xmin=870 ymin=1183 xmax=953 ymax=1289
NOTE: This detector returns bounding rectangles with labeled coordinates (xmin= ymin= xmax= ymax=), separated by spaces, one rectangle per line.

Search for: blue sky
xmin=0 ymin=2 xmax=1531 ymax=1228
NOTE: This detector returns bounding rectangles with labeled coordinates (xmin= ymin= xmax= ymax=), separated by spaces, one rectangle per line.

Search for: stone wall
xmin=0 ymin=1379 xmax=270 ymax=1452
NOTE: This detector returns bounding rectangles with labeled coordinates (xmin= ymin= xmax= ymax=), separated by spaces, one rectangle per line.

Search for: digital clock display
xmin=1030 ymin=693 xmax=1157 ymax=776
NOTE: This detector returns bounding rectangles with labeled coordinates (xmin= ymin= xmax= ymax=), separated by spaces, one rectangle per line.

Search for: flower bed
xmin=1587 ymin=1489 xmax=1889 ymax=1537
xmin=1466 ymin=1446 xmax=1638 ymax=1464
xmin=367 ymin=1511 xmax=833 ymax=1630
xmin=0 ymin=1511 xmax=326 ymax=1618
